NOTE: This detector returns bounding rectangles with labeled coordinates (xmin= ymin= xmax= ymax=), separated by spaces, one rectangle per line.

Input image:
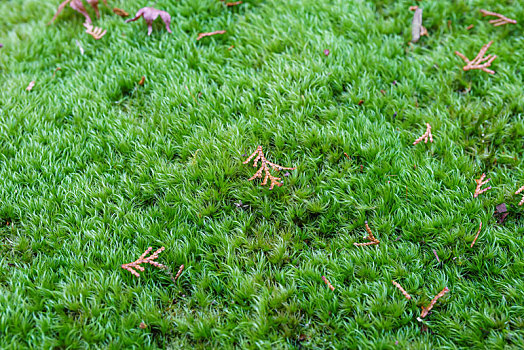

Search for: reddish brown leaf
xmin=126 ymin=7 xmax=172 ymax=36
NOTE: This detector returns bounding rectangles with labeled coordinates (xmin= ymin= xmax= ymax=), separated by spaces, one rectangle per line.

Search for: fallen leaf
xmin=467 ymin=24 xmax=474 ymax=30
xmin=138 ymin=76 xmax=145 ymax=85
xmin=197 ymin=30 xmax=227 ymax=41
xmin=494 ymin=203 xmax=508 ymax=224
xmin=126 ymin=7 xmax=172 ymax=36
xmin=358 ymin=99 xmax=364 ymax=105
xmin=412 ymin=8 xmax=423 ymax=42
xmin=26 ymin=81 xmax=35 ymax=91
xmin=113 ymin=7 xmax=129 ymax=17
xmin=49 ymin=0 xmax=108 ymax=25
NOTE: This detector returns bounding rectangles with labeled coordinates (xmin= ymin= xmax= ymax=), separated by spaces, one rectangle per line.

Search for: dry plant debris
xmin=470 ymin=221 xmax=482 ymax=248
xmin=419 ymin=287 xmax=449 ymax=319
xmin=49 ymin=0 xmax=108 ymax=25
xmin=84 ymin=23 xmax=107 ymax=39
xmin=75 ymin=39 xmax=84 ymax=55
xmin=242 ymin=146 xmax=296 ymax=190
xmin=413 ymin=123 xmax=433 ymax=145
xmin=26 ymin=81 xmax=35 ymax=91
xmin=354 ymin=221 xmax=380 ymax=247
xmin=322 ymin=276 xmax=335 ymax=291
xmin=392 ymin=280 xmax=411 ymax=300
xmin=126 ymin=7 xmax=172 ymax=36
xmin=480 ymin=9 xmax=517 ymax=26
xmin=474 ymin=173 xmax=491 ymax=198
xmin=494 ymin=203 xmax=508 ymax=223
xmin=113 ymin=7 xmax=129 ymax=17
xmin=515 ymin=185 xmax=524 ymax=206
xmin=139 ymin=322 xmax=147 ymax=329
xmin=121 ymin=247 xmax=166 ymax=277
xmin=197 ymin=30 xmax=227 ymax=41
xmin=455 ymin=41 xmax=497 ymax=74
xmin=226 ymin=1 xmax=242 ymax=6
xmin=174 ymin=264 xmax=184 ymax=281
xmin=411 ymin=7 xmax=427 ymax=43
xmin=432 ymin=249 xmax=440 ymax=263
xmin=138 ymin=76 xmax=146 ymax=85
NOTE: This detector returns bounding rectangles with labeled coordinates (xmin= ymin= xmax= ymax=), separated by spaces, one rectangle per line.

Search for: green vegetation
xmin=1 ymin=0 xmax=523 ymax=348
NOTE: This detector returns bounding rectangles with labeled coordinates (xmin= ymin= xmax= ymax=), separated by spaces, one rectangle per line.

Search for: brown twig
xmin=322 ymin=276 xmax=335 ymax=291
xmin=413 ymin=123 xmax=433 ymax=145
xmin=122 ymin=247 xmax=166 ymax=277
xmin=470 ymin=221 xmax=482 ymax=248
xmin=420 ymin=287 xmax=449 ymax=319
xmin=354 ymin=221 xmax=380 ymax=247
xmin=515 ymin=185 xmax=524 ymax=206
xmin=474 ymin=173 xmax=491 ymax=198
xmin=392 ymin=280 xmax=411 ymax=300
xmin=197 ymin=30 xmax=226 ymax=41
xmin=455 ymin=41 xmax=497 ymax=74
xmin=51 ymin=67 xmax=62 ymax=78
xmin=84 ymin=23 xmax=107 ymax=40
xmin=480 ymin=9 xmax=517 ymax=26
xmin=243 ymin=146 xmax=296 ymax=190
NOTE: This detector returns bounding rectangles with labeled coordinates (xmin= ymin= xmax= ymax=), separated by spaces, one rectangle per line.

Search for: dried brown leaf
xmin=411 ymin=8 xmax=423 ymax=42
xmin=126 ymin=7 xmax=172 ymax=36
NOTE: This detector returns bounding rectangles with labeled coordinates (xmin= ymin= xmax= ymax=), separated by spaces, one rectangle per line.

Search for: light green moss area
xmin=0 ymin=0 xmax=523 ymax=348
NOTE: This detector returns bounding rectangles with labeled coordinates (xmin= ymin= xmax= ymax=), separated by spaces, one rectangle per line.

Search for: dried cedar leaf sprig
xmin=470 ymin=221 xmax=482 ymax=248
xmin=122 ymin=247 xmax=166 ymax=277
xmin=126 ymin=7 xmax=172 ymax=36
xmin=322 ymin=276 xmax=335 ymax=291
xmin=392 ymin=280 xmax=411 ymax=300
xmin=84 ymin=23 xmax=106 ymax=39
xmin=242 ymin=146 xmax=296 ymax=190
xmin=480 ymin=9 xmax=517 ymax=26
xmin=515 ymin=185 xmax=524 ymax=206
xmin=455 ymin=41 xmax=497 ymax=74
xmin=413 ymin=123 xmax=433 ymax=145
xmin=474 ymin=173 xmax=491 ymax=198
xmin=49 ymin=0 xmax=108 ymax=25
xmin=419 ymin=287 xmax=449 ymax=319
xmin=354 ymin=221 xmax=380 ymax=247
xmin=197 ymin=30 xmax=227 ymax=41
